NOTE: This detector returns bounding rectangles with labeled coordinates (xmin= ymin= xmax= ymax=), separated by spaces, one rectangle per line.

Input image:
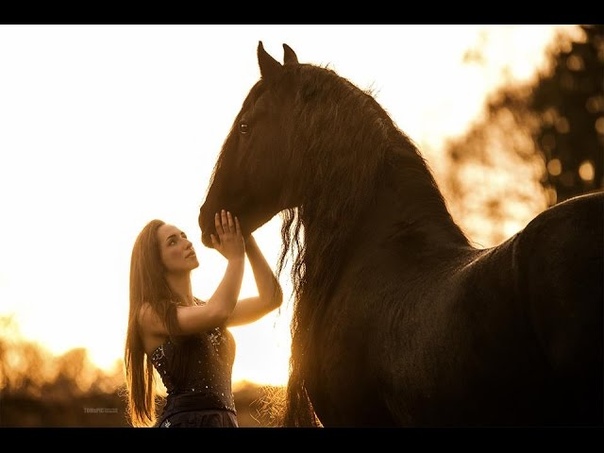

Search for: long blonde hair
xmin=124 ymin=219 xmax=182 ymax=427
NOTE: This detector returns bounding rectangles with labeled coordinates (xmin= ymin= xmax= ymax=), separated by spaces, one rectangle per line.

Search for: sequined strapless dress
xmin=150 ymin=323 xmax=237 ymax=424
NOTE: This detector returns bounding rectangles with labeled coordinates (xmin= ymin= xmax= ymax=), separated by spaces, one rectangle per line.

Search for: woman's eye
xmin=239 ymin=122 xmax=249 ymax=134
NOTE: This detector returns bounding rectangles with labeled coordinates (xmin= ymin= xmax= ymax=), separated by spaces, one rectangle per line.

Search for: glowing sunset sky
xmin=0 ymin=24 xmax=573 ymax=386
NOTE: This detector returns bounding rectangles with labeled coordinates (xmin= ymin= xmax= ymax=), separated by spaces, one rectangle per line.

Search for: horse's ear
xmin=257 ymin=41 xmax=283 ymax=81
xmin=283 ymin=43 xmax=298 ymax=65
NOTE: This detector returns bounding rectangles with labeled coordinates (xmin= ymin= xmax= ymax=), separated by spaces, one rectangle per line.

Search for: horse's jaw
xmin=199 ymin=201 xmax=286 ymax=248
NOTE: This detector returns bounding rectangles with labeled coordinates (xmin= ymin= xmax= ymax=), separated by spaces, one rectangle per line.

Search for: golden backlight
xmin=0 ymin=24 xmax=572 ymax=388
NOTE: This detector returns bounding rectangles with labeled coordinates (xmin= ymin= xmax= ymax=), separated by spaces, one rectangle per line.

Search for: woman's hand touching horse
xmin=210 ymin=210 xmax=245 ymax=261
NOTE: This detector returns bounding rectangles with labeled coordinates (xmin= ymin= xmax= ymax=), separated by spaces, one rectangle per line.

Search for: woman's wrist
xmin=227 ymin=256 xmax=245 ymax=264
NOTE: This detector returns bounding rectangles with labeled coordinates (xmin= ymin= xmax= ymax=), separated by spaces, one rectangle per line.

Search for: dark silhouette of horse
xmin=198 ymin=42 xmax=603 ymax=427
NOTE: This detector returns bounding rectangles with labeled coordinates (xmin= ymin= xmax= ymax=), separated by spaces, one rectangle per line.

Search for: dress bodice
xmin=150 ymin=323 xmax=237 ymax=413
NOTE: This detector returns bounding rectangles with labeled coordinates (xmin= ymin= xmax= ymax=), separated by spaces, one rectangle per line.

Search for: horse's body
xmin=198 ymin=42 xmax=603 ymax=427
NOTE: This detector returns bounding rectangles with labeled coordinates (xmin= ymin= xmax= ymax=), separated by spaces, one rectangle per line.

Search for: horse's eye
xmin=239 ymin=122 xmax=249 ymax=134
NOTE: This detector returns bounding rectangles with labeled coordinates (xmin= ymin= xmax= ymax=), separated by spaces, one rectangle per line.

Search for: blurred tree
xmin=0 ymin=315 xmax=53 ymax=396
xmin=443 ymin=25 xmax=603 ymax=247
xmin=0 ymin=315 xmax=129 ymax=426
xmin=531 ymin=24 xmax=604 ymax=204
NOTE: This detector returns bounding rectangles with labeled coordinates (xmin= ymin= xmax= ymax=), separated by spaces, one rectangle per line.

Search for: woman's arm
xmin=175 ymin=255 xmax=245 ymax=334
xmin=179 ymin=210 xmax=246 ymax=332
xmin=226 ymin=234 xmax=283 ymax=327
xmin=139 ymin=211 xmax=245 ymax=338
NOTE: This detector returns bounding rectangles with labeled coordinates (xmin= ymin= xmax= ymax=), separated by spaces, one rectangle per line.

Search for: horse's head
xmin=199 ymin=41 xmax=302 ymax=247
xmin=199 ymin=41 xmax=396 ymax=249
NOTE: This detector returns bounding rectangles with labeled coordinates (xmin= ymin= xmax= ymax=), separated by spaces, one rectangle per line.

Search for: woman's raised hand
xmin=210 ymin=210 xmax=245 ymax=261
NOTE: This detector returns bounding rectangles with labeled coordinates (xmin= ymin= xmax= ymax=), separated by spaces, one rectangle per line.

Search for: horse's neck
xmin=361 ymin=152 xmax=470 ymax=250
xmin=299 ymin=150 xmax=469 ymax=298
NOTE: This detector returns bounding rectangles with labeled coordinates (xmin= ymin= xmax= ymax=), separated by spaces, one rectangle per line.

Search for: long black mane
xmin=273 ymin=65 xmax=470 ymax=425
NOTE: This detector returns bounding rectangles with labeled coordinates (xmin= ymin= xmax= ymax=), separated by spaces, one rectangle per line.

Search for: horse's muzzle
xmin=198 ymin=207 xmax=216 ymax=248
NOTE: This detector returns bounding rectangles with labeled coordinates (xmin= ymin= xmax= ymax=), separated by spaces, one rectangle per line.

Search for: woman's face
xmin=157 ymin=224 xmax=199 ymax=274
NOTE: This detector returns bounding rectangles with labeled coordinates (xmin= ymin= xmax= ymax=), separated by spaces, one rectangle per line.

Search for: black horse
xmin=199 ymin=42 xmax=603 ymax=427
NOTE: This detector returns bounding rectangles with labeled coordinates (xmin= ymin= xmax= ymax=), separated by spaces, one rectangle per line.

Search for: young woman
xmin=124 ymin=210 xmax=283 ymax=427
